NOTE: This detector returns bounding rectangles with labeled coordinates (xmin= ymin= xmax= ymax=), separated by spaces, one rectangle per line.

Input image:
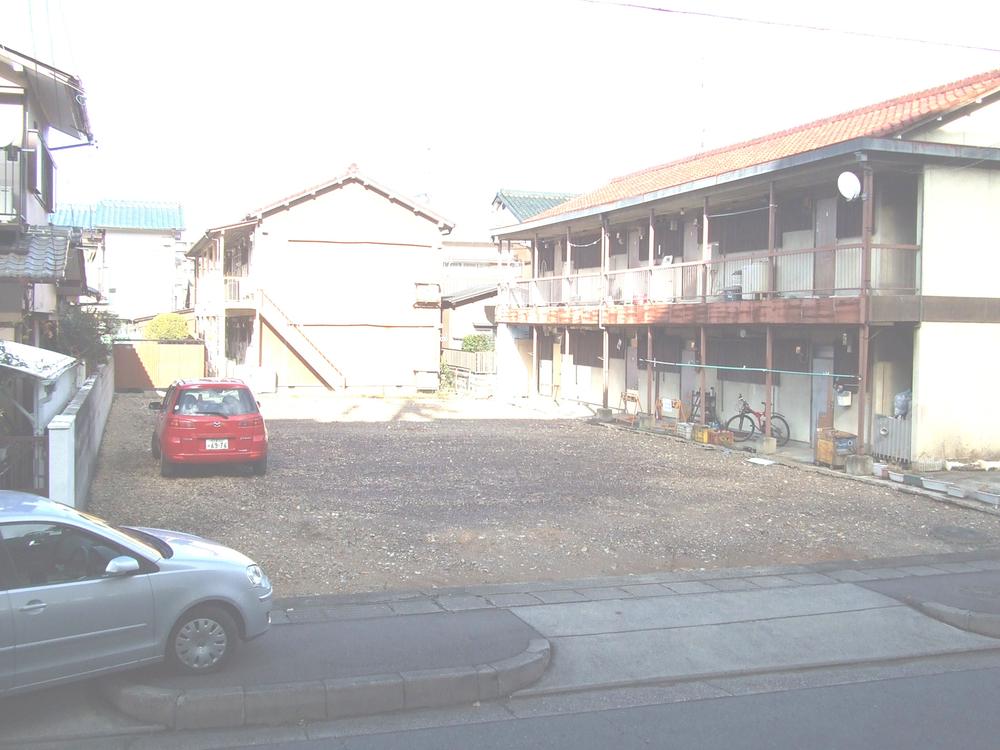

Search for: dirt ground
xmin=88 ymin=393 xmax=1000 ymax=597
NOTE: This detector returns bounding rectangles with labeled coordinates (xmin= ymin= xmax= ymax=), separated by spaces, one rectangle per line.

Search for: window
xmin=573 ymin=241 xmax=601 ymax=269
xmin=414 ymin=282 xmax=440 ymax=306
xmin=709 ymin=337 xmax=774 ymax=385
xmin=638 ymin=332 xmax=681 ymax=373
xmin=24 ymin=130 xmax=55 ymax=213
xmin=173 ymin=387 xmax=259 ymax=416
xmin=708 ymin=209 xmax=768 ymax=254
xmin=836 ymin=195 xmax=863 ymax=239
xmin=570 ymin=330 xmax=603 ymax=367
xmin=0 ymin=523 xmax=132 ymax=588
xmin=777 ymin=197 xmax=813 ymax=236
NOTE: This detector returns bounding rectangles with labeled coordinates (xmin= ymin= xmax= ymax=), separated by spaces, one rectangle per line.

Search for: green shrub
xmin=461 ymin=334 xmax=494 ymax=353
xmin=146 ymin=313 xmax=190 ymax=340
xmin=51 ymin=305 xmax=120 ymax=369
xmin=439 ymin=355 xmax=456 ymax=393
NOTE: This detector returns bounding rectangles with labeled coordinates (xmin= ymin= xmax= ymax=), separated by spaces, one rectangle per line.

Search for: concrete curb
xmin=906 ymin=598 xmax=1000 ymax=640
xmin=100 ymin=638 xmax=550 ymax=730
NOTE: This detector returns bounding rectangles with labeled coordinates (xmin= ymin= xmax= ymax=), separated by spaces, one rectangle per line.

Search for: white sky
xmin=8 ymin=0 xmax=1000 ymax=240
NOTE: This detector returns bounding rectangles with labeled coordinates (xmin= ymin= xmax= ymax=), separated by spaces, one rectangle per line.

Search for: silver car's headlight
xmin=246 ymin=564 xmax=266 ymax=587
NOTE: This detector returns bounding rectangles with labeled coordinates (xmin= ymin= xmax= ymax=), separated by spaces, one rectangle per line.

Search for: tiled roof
xmin=50 ymin=200 xmax=184 ymax=231
xmin=0 ymin=226 xmax=74 ymax=280
xmin=536 ymin=68 xmax=1000 ymax=222
xmin=494 ymin=189 xmax=578 ymax=222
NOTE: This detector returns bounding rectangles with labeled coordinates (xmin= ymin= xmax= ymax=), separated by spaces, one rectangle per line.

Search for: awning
xmin=0 ymin=339 xmax=77 ymax=381
xmin=441 ymin=285 xmax=497 ymax=309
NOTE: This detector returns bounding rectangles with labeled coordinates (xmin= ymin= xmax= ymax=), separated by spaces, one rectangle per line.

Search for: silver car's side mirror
xmin=106 ymin=556 xmax=141 ymax=576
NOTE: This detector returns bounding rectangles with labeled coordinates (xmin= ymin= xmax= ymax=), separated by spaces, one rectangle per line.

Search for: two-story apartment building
xmin=493 ymin=68 xmax=1000 ymax=466
xmin=188 ymin=166 xmax=454 ymax=393
xmin=0 ymin=46 xmax=92 ymax=345
xmin=51 ymin=200 xmax=188 ymax=320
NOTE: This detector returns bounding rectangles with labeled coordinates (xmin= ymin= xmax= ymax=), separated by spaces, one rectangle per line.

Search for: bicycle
xmin=724 ymin=393 xmax=790 ymax=447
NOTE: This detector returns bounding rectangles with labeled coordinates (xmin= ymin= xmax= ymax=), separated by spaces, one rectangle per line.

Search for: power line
xmin=578 ymin=0 xmax=1000 ymax=54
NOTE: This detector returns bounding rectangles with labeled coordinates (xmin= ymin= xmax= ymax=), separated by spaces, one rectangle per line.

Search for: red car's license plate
xmin=205 ymin=439 xmax=229 ymax=450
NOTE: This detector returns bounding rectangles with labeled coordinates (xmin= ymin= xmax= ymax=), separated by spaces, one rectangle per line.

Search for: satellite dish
xmin=837 ymin=171 xmax=862 ymax=201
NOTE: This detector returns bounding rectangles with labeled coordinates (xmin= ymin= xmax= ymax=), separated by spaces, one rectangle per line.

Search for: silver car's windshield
xmin=69 ymin=507 xmax=164 ymax=559
xmin=117 ymin=526 xmax=173 ymax=558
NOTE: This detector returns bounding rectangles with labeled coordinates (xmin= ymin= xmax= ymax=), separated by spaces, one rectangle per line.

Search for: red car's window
xmin=173 ymin=387 xmax=259 ymax=417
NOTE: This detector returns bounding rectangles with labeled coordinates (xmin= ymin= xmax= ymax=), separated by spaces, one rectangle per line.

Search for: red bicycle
xmin=725 ymin=393 xmax=790 ymax=446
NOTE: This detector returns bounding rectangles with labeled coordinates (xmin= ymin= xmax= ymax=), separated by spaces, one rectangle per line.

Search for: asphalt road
xmin=233 ymin=667 xmax=1000 ymax=750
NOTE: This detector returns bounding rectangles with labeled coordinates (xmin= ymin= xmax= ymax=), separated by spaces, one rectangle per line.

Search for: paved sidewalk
xmin=100 ymin=608 xmax=549 ymax=730
xmin=4 ymin=552 xmax=1000 ymax=745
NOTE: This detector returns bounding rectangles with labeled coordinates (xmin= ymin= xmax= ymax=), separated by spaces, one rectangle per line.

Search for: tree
xmin=51 ymin=306 xmax=120 ymax=371
xmin=146 ymin=313 xmax=190 ymax=340
xmin=461 ymin=334 xmax=494 ymax=353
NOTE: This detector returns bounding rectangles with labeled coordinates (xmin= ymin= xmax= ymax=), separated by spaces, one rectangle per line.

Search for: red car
xmin=150 ymin=379 xmax=268 ymax=477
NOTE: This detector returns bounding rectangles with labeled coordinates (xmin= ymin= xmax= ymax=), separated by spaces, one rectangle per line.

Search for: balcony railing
xmin=503 ymin=244 xmax=919 ymax=307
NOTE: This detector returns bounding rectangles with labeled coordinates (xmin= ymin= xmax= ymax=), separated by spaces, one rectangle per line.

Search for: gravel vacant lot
xmin=88 ymin=393 xmax=1000 ymax=597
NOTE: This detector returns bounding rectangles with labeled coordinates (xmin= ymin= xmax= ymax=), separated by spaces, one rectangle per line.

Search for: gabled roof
xmin=50 ymin=200 xmax=185 ymax=232
xmin=0 ymin=45 xmax=92 ymax=141
xmin=534 ymin=67 xmax=1000 ymax=222
xmin=0 ymin=226 xmax=78 ymax=281
xmin=252 ymin=165 xmax=454 ymax=233
xmin=493 ymin=189 xmax=578 ymax=222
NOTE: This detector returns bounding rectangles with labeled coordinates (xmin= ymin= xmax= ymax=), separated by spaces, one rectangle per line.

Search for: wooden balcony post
xmin=602 ymin=327 xmax=610 ymax=408
xmin=764 ymin=326 xmax=773 ymax=437
xmin=566 ymin=226 xmax=573 ymax=274
xmin=646 ymin=325 xmax=654 ymax=416
xmin=601 ymin=216 xmax=609 ymax=295
xmin=533 ymin=234 xmax=540 ymax=277
xmin=861 ymin=165 xmax=874 ymax=294
xmin=767 ymin=182 xmax=776 ymax=298
xmin=648 ymin=209 xmax=656 ymax=271
xmin=532 ymin=326 xmax=539 ymax=397
xmin=701 ymin=198 xmax=711 ymax=302
xmin=699 ymin=326 xmax=707 ymax=426
xmin=856 ymin=323 xmax=870 ymax=454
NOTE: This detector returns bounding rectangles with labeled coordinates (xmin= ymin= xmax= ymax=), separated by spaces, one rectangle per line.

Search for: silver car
xmin=0 ymin=491 xmax=271 ymax=695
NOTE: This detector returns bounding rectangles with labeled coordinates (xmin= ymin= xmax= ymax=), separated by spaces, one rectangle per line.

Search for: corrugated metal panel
xmin=50 ymin=200 xmax=184 ymax=231
xmin=0 ymin=226 xmax=72 ymax=280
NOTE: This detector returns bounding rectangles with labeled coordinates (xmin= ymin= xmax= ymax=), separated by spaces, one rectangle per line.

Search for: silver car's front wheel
xmin=168 ymin=605 xmax=238 ymax=674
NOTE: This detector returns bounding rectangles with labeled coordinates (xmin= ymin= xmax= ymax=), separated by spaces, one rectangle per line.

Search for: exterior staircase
xmin=258 ymin=292 xmax=346 ymax=390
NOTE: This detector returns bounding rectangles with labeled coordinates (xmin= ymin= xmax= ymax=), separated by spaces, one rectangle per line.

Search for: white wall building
xmin=51 ymin=200 xmax=188 ymax=321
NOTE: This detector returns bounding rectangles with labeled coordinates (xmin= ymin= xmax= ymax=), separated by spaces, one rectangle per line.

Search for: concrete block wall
xmin=48 ymin=363 xmax=115 ymax=508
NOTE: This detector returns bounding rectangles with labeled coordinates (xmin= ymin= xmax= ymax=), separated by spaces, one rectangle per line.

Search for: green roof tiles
xmin=494 ymin=189 xmax=578 ymax=222
xmin=50 ymin=200 xmax=184 ymax=231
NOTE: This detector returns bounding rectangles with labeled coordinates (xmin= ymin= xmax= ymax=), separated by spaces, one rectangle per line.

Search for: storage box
xmin=815 ymin=438 xmax=845 ymax=468
xmin=712 ymin=430 xmax=735 ymax=447
xmin=693 ymin=425 xmax=711 ymax=444
xmin=676 ymin=422 xmax=694 ymax=440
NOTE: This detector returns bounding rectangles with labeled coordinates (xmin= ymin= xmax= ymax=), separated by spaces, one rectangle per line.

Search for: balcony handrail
xmin=503 ymin=241 xmax=920 ymax=307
